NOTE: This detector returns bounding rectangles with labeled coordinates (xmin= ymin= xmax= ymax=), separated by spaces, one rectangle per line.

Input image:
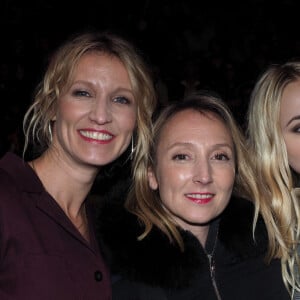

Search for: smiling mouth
xmin=185 ymin=193 xmax=214 ymax=204
xmin=186 ymin=193 xmax=213 ymax=199
xmin=79 ymin=130 xmax=113 ymax=141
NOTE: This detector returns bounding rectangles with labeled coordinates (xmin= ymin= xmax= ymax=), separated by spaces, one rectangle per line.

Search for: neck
xmin=28 ymin=157 xmax=92 ymax=243
xmin=28 ymin=152 xmax=97 ymax=217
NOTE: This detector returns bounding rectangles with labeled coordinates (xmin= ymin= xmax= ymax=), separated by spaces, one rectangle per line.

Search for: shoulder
xmin=0 ymin=164 xmax=21 ymax=201
xmin=221 ymin=197 xmax=256 ymax=228
xmin=0 ymin=153 xmax=43 ymax=210
xmin=0 ymin=152 xmax=43 ymax=194
xmin=98 ymin=202 xmax=207 ymax=289
xmin=219 ymin=196 xmax=268 ymax=258
xmin=0 ymin=153 xmax=25 ymax=196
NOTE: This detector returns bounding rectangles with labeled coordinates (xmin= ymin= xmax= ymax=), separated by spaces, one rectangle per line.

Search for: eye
xmin=113 ymin=96 xmax=131 ymax=104
xmin=213 ymin=153 xmax=230 ymax=161
xmin=291 ymin=125 xmax=300 ymax=133
xmin=72 ymin=89 xmax=91 ymax=97
xmin=172 ymin=154 xmax=189 ymax=161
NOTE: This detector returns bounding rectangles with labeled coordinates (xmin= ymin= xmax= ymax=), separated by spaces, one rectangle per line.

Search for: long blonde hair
xmin=247 ymin=60 xmax=300 ymax=295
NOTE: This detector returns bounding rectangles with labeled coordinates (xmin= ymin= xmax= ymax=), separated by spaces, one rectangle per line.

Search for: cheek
xmin=283 ymin=134 xmax=300 ymax=170
xmin=54 ymin=113 xmax=77 ymax=136
xmin=53 ymin=107 xmax=84 ymax=144
xmin=157 ymin=164 xmax=190 ymax=186
xmin=285 ymin=138 xmax=300 ymax=159
xmin=157 ymin=167 xmax=189 ymax=202
xmin=56 ymin=101 xmax=86 ymax=125
xmin=116 ymin=112 xmax=137 ymax=132
xmin=219 ymin=167 xmax=235 ymax=193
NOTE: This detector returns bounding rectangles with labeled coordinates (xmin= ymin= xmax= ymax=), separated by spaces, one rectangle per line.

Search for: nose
xmin=192 ymin=160 xmax=213 ymax=184
xmin=88 ymin=97 xmax=112 ymax=124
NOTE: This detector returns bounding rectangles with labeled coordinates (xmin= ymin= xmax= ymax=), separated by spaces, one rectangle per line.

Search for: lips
xmin=185 ymin=193 xmax=214 ymax=204
xmin=78 ymin=130 xmax=114 ymax=143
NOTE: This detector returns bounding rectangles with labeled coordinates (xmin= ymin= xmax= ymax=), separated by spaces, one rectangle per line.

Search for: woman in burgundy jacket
xmin=0 ymin=30 xmax=156 ymax=299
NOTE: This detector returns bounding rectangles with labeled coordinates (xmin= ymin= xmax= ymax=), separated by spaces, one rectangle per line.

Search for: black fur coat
xmin=98 ymin=197 xmax=290 ymax=299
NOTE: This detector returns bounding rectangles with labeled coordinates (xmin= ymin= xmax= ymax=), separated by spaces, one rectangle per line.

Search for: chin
xmin=84 ymin=151 xmax=118 ymax=164
xmin=183 ymin=216 xmax=213 ymax=226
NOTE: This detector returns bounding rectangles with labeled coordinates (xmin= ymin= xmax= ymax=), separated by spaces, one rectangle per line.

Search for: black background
xmin=0 ymin=0 xmax=299 ymax=155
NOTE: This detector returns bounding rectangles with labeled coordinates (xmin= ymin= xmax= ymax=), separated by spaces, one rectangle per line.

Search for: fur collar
xmin=98 ymin=197 xmax=268 ymax=289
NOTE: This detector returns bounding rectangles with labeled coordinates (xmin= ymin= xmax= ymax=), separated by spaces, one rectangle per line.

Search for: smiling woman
xmin=147 ymin=109 xmax=235 ymax=244
xmin=99 ymin=91 xmax=290 ymax=299
xmin=0 ymin=30 xmax=156 ymax=299
xmin=53 ymin=52 xmax=137 ymax=166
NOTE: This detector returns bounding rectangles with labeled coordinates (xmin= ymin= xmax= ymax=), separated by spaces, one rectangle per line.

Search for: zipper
xmin=207 ymin=253 xmax=222 ymax=300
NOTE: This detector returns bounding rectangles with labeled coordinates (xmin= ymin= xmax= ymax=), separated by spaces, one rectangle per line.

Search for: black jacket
xmin=98 ymin=197 xmax=290 ymax=299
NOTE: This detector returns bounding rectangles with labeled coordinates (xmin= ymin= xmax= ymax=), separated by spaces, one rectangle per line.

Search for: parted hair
xmin=126 ymin=91 xmax=260 ymax=251
xmin=247 ymin=60 xmax=300 ymax=295
xmin=23 ymin=30 xmax=157 ymax=162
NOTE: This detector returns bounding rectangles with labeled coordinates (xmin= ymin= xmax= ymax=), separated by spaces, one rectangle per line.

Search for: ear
xmin=147 ymin=167 xmax=158 ymax=190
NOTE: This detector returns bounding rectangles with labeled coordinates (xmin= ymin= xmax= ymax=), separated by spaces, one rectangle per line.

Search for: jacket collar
xmin=99 ymin=197 xmax=268 ymax=289
xmin=0 ymin=152 xmax=99 ymax=253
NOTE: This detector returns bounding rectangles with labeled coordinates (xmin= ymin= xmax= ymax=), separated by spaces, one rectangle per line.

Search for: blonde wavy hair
xmin=126 ymin=91 xmax=260 ymax=250
xmin=247 ymin=61 xmax=300 ymax=296
xmin=23 ymin=30 xmax=157 ymax=161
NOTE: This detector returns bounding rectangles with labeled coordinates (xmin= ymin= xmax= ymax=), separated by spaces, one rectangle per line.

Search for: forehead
xmin=158 ymin=109 xmax=233 ymax=145
xmin=68 ymin=52 xmax=132 ymax=89
xmin=74 ymin=52 xmax=125 ymax=72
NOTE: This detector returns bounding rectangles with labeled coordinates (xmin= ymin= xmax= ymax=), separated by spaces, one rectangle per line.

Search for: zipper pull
xmin=207 ymin=254 xmax=214 ymax=277
xmin=207 ymin=254 xmax=222 ymax=300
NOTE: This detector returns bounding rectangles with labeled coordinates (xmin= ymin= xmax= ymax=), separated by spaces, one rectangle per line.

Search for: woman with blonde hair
xmin=0 ymin=30 xmax=156 ymax=299
xmin=100 ymin=91 xmax=289 ymax=299
xmin=247 ymin=60 xmax=300 ymax=298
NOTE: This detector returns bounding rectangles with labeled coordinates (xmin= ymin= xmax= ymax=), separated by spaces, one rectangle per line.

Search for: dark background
xmin=1 ymin=0 xmax=299 ymax=156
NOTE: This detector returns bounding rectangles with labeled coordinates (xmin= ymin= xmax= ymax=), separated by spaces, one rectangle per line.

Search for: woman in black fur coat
xmin=98 ymin=92 xmax=291 ymax=299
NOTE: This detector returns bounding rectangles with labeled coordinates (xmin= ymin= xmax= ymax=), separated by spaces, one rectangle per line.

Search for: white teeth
xmin=80 ymin=131 xmax=113 ymax=141
xmin=186 ymin=194 xmax=213 ymax=199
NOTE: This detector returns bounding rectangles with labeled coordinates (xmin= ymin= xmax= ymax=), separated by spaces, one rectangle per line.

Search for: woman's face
xmin=51 ymin=52 xmax=136 ymax=169
xmin=148 ymin=109 xmax=235 ymax=239
xmin=280 ymin=80 xmax=300 ymax=174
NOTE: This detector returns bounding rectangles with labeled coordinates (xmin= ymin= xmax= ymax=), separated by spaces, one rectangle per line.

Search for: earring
xmin=48 ymin=122 xmax=53 ymax=143
xmin=122 ymin=136 xmax=135 ymax=166
xmin=130 ymin=135 xmax=135 ymax=160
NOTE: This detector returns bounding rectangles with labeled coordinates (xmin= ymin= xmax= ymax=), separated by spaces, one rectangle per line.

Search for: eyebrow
xmin=72 ymin=81 xmax=134 ymax=95
xmin=114 ymin=87 xmax=134 ymax=95
xmin=286 ymin=115 xmax=300 ymax=126
xmin=167 ymin=142 xmax=233 ymax=151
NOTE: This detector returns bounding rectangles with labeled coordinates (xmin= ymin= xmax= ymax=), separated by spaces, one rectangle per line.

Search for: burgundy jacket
xmin=0 ymin=152 xmax=111 ymax=299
